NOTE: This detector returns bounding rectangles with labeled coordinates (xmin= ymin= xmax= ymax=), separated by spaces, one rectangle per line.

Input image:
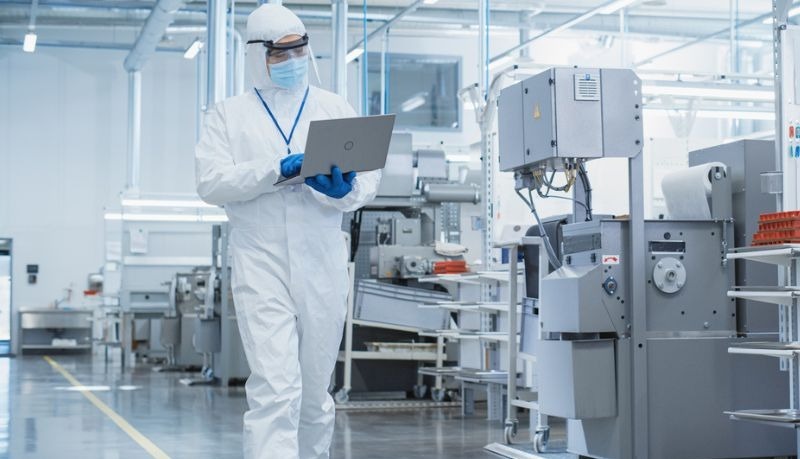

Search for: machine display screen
xmin=648 ymin=240 xmax=686 ymax=253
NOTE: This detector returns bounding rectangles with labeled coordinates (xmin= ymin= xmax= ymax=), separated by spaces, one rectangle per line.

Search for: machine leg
xmin=179 ymin=352 xmax=217 ymax=386
xmin=413 ymin=380 xmax=429 ymax=399
xmin=435 ymin=335 xmax=444 ymax=391
xmin=462 ymin=382 xmax=475 ymax=416
xmin=120 ymin=313 xmax=129 ymax=372
xmin=504 ymin=246 xmax=520 ymax=444
xmin=487 ymin=382 xmax=503 ymax=421
xmin=533 ymin=412 xmax=550 ymax=453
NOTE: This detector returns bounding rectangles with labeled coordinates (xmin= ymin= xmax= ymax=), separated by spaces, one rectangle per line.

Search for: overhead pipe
xmin=233 ymin=30 xmax=245 ymax=96
xmin=0 ymin=38 xmax=184 ymax=51
xmin=27 ymin=0 xmax=38 ymax=30
xmin=0 ymin=4 xmax=775 ymax=42
xmin=632 ymin=9 xmax=779 ymax=67
xmin=122 ymin=0 xmax=185 ymax=192
xmin=206 ymin=0 xmax=226 ymax=106
xmin=331 ymin=0 xmax=347 ymax=97
xmin=360 ymin=0 xmax=367 ymax=115
xmin=347 ymin=0 xmax=424 ymax=58
xmin=490 ymin=0 xmax=635 ymax=65
xmin=518 ymin=11 xmax=533 ymax=58
xmin=126 ymin=71 xmax=142 ymax=193
xmin=227 ymin=0 xmax=235 ymax=98
xmin=123 ymin=0 xmax=186 ymax=71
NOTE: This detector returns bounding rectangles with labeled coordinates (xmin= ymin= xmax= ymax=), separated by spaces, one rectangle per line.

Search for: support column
xmin=126 ymin=71 xmax=142 ymax=193
xmin=206 ymin=0 xmax=227 ymax=107
xmin=332 ymin=0 xmax=348 ymax=97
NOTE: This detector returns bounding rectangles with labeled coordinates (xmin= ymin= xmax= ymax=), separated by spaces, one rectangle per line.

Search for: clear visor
xmin=267 ymin=46 xmax=308 ymax=64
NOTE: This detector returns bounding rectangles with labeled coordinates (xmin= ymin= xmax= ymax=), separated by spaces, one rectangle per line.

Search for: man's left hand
xmin=305 ymin=166 xmax=356 ymax=199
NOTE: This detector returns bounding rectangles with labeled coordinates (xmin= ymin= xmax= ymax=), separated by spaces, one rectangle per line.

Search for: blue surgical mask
xmin=269 ymin=57 xmax=308 ymax=89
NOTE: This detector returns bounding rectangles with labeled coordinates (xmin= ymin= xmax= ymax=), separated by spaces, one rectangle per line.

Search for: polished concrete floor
xmin=1 ymin=354 xmax=557 ymax=458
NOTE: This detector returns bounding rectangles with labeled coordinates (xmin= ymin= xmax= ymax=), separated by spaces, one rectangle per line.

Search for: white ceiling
xmin=269 ymin=0 xmax=775 ymax=17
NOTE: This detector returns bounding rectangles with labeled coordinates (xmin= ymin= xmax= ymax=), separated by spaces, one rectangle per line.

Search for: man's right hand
xmin=280 ymin=153 xmax=304 ymax=177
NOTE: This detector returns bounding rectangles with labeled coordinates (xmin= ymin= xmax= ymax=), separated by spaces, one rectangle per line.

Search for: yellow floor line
xmin=43 ymin=356 xmax=171 ymax=459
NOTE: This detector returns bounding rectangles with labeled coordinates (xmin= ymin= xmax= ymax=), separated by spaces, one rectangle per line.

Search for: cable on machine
xmin=577 ymin=161 xmax=593 ymax=221
xmin=349 ymin=208 xmax=364 ymax=262
xmin=515 ymin=188 xmax=562 ymax=269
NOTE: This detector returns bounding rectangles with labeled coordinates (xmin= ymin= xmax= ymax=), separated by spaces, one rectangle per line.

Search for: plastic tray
xmin=759 ymin=210 xmax=800 ymax=222
xmin=432 ymin=260 xmax=469 ymax=275
xmin=752 ymin=228 xmax=800 ymax=245
xmin=759 ymin=219 xmax=800 ymax=231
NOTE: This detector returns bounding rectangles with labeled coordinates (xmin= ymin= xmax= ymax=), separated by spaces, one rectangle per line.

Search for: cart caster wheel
xmin=431 ymin=388 xmax=447 ymax=402
xmin=334 ymin=389 xmax=350 ymax=404
xmin=504 ymin=425 xmax=517 ymax=444
xmin=533 ymin=430 xmax=549 ymax=453
xmin=413 ymin=384 xmax=428 ymax=399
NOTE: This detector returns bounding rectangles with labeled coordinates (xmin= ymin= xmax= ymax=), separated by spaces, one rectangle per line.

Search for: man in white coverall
xmin=194 ymin=4 xmax=381 ymax=458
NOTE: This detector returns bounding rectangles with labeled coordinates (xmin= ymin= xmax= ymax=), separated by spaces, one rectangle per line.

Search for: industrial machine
xmin=356 ymin=133 xmax=478 ymax=284
xmin=179 ymin=224 xmax=248 ymax=387
xmin=334 ymin=133 xmax=480 ymax=402
xmin=154 ymin=270 xmax=206 ymax=372
xmin=500 ymin=67 xmax=793 ymax=458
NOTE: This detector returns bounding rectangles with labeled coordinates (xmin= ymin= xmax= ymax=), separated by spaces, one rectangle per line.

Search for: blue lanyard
xmin=254 ymin=86 xmax=310 ymax=155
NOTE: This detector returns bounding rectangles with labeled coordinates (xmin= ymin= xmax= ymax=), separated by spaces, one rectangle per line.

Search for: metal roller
xmin=422 ymin=183 xmax=480 ymax=204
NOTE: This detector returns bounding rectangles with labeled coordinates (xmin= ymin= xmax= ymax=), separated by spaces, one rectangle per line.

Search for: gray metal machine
xmin=155 ymin=270 xmax=207 ymax=372
xmin=359 ymin=133 xmax=478 ymax=283
xmin=336 ymin=133 xmax=478 ymax=400
xmin=166 ymin=225 xmax=248 ymax=387
xmin=500 ymin=68 xmax=793 ymax=458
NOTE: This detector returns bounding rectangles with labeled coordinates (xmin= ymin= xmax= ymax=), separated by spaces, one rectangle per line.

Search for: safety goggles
xmin=247 ymin=34 xmax=309 ymax=64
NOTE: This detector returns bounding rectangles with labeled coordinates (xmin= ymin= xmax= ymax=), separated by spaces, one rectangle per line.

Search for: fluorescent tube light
xmin=400 ymin=93 xmax=427 ymax=112
xmin=183 ymin=39 xmax=203 ymax=59
xmin=644 ymin=107 xmax=775 ymax=121
xmin=693 ymin=109 xmax=775 ymax=121
xmin=23 ymin=32 xmax=37 ymax=53
xmin=642 ymin=83 xmax=774 ymax=102
xmin=346 ymin=48 xmax=365 ymax=63
xmin=104 ymin=213 xmax=228 ymax=223
xmin=423 ymin=0 xmax=439 ymax=4
xmin=121 ymin=198 xmax=216 ymax=209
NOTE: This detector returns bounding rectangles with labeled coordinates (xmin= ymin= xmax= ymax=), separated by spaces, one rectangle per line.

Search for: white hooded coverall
xmin=194 ymin=5 xmax=381 ymax=458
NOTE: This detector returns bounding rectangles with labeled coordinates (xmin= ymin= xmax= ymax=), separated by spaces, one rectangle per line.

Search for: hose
xmin=578 ymin=161 xmax=593 ymax=221
xmin=515 ymin=189 xmax=562 ymax=269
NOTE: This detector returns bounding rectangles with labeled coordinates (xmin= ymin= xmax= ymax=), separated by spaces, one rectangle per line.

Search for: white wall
xmin=0 ymin=45 xmax=197 ymax=320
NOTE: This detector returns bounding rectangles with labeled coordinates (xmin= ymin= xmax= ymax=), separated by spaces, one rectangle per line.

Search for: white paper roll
xmin=661 ymin=162 xmax=726 ymax=219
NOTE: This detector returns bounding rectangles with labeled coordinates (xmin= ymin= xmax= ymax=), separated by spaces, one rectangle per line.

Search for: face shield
xmin=247 ymin=34 xmax=309 ymax=65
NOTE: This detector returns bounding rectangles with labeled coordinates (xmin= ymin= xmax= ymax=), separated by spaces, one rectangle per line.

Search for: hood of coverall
xmin=246 ymin=4 xmax=308 ymax=92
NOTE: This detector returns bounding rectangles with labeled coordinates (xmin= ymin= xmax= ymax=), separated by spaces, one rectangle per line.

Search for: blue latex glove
xmin=305 ymin=166 xmax=356 ymax=199
xmin=280 ymin=153 xmax=304 ymax=177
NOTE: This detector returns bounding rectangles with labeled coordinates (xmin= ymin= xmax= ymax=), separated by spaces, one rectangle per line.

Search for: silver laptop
xmin=275 ymin=114 xmax=396 ymax=186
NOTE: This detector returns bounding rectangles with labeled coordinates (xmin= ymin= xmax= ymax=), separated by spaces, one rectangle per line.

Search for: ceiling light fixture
xmin=183 ymin=39 xmax=203 ymax=59
xmin=346 ymin=48 xmax=365 ymax=63
xmin=23 ymin=32 xmax=37 ymax=53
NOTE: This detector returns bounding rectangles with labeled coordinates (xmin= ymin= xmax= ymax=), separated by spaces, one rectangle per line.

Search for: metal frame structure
xmin=724 ymin=1 xmax=800 ymax=454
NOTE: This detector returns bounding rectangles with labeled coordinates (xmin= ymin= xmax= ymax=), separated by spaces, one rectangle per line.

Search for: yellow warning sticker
xmin=533 ymin=104 xmax=541 ymax=119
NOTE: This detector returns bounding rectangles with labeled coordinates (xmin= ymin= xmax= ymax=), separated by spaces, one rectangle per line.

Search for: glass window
xmin=368 ymin=53 xmax=461 ymax=130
